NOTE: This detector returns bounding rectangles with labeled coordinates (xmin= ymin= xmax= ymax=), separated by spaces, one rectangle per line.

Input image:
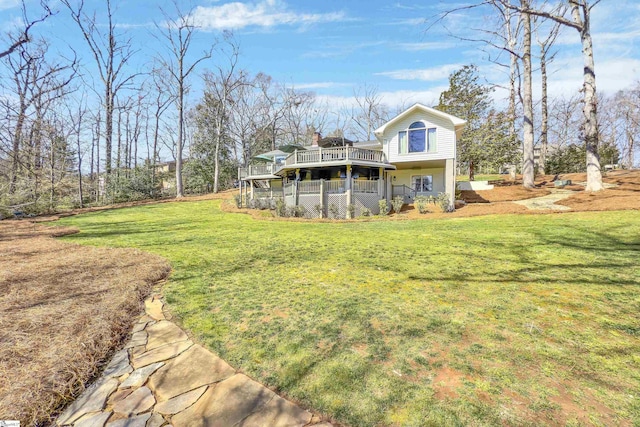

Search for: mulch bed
xmin=0 ymin=222 xmax=170 ymax=426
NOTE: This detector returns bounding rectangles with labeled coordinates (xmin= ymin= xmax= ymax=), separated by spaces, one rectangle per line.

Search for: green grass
xmin=58 ymin=201 xmax=640 ymax=426
xmin=456 ymin=174 xmax=504 ymax=182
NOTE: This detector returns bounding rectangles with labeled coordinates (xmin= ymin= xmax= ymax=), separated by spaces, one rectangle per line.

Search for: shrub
xmin=346 ymin=204 xmax=355 ymax=219
xmin=360 ymin=207 xmax=372 ymax=217
xmin=314 ymin=204 xmax=323 ymax=218
xmin=436 ymin=193 xmax=453 ymax=213
xmin=328 ymin=204 xmax=340 ymax=219
xmin=378 ymin=199 xmax=390 ymax=216
xmin=275 ymin=199 xmax=286 ymax=217
xmin=391 ymin=195 xmax=404 ymax=214
xmin=233 ymin=194 xmax=242 ymax=208
xmin=414 ymin=195 xmax=435 ymax=214
xmin=296 ymin=205 xmax=307 ymax=218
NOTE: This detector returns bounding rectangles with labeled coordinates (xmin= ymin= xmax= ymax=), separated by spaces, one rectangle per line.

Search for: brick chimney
xmin=312 ymin=131 xmax=322 ymax=147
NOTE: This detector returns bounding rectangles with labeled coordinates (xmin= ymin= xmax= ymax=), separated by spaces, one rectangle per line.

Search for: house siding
xmin=390 ymin=167 xmax=446 ymax=196
xmin=382 ymin=110 xmax=456 ymax=164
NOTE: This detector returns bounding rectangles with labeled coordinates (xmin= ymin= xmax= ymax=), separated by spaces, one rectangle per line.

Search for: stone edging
xmin=56 ymin=295 xmax=332 ymax=427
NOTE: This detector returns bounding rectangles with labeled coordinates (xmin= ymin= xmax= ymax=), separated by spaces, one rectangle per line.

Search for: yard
xmin=54 ymin=198 xmax=640 ymax=426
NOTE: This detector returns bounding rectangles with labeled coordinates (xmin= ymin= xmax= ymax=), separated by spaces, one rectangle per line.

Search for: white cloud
xmin=0 ymin=0 xmax=19 ymax=12
xmin=315 ymin=89 xmax=445 ymax=113
xmin=293 ymin=82 xmax=349 ymax=90
xmin=375 ymin=64 xmax=463 ymax=81
xmin=190 ymin=0 xmax=347 ymax=31
xmin=397 ymin=41 xmax=455 ymax=51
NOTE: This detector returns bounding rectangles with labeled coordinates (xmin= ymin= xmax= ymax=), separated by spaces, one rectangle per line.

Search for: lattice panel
xmin=327 ymin=194 xmax=347 ymax=219
xmin=298 ymin=194 xmax=323 ymax=218
xmin=354 ymin=193 xmax=381 ymax=215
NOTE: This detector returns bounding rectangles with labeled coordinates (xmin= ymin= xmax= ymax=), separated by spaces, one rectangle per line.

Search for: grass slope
xmin=58 ymin=201 xmax=640 ymax=426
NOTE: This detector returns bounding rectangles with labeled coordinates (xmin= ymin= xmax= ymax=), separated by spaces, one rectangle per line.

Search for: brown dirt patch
xmin=0 ymin=221 xmax=171 ymax=426
xmin=432 ymin=365 xmax=465 ymax=400
xmin=556 ymin=188 xmax=640 ymax=211
xmin=460 ymin=183 xmax=550 ymax=203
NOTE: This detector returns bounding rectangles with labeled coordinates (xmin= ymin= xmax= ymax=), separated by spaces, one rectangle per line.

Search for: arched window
xmin=398 ymin=121 xmax=437 ymax=154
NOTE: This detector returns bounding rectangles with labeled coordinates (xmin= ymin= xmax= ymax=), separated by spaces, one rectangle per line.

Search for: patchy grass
xmin=58 ymin=202 xmax=640 ymax=426
xmin=0 ymin=221 xmax=170 ymax=426
xmin=456 ymin=174 xmax=504 ymax=182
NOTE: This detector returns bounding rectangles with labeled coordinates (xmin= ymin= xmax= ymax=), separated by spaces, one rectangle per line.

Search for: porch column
xmin=346 ymin=165 xmax=352 ymax=219
xmin=250 ymin=179 xmax=254 ymax=200
xmin=319 ymin=179 xmax=325 ymax=218
xmin=445 ymin=158 xmax=455 ymax=210
xmin=378 ymin=167 xmax=384 ymax=198
xmin=295 ymin=168 xmax=300 ymax=180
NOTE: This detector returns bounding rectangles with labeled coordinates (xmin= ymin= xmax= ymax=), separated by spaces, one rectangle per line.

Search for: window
xmin=398 ymin=122 xmax=436 ymax=154
xmin=412 ymin=175 xmax=433 ymax=192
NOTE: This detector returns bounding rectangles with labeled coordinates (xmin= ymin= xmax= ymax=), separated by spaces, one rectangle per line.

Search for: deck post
xmin=378 ymin=168 xmax=384 ymax=198
xmin=319 ymin=179 xmax=324 ymax=218
xmin=445 ymin=158 xmax=455 ymax=210
xmin=318 ymin=147 xmax=323 ymax=163
xmin=346 ymin=165 xmax=352 ymax=219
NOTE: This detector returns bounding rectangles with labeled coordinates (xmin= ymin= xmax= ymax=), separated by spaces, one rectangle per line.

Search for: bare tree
xmin=350 ymin=84 xmax=389 ymax=141
xmin=503 ymin=0 xmax=605 ymax=190
xmin=63 ymin=0 xmax=139 ymax=180
xmin=156 ymin=3 xmax=213 ymax=198
xmin=203 ymin=36 xmax=246 ymax=193
xmin=534 ymin=17 xmax=562 ymax=175
xmin=0 ymin=1 xmax=54 ymax=59
xmin=520 ymin=0 xmax=535 ymax=188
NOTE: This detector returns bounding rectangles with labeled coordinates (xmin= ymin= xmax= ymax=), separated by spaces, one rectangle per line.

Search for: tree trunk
xmin=469 ymin=160 xmax=475 ymax=182
xmin=539 ymin=49 xmax=548 ymax=175
xmin=214 ymin=125 xmax=221 ymax=193
xmin=521 ymin=1 xmax=535 ymax=188
xmin=572 ymin=1 xmax=603 ymax=191
xmin=176 ymin=78 xmax=184 ymax=198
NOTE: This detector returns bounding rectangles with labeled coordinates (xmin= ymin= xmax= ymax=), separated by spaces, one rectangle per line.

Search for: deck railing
xmin=284 ymin=147 xmax=386 ymax=166
xmin=352 ymin=180 xmax=379 ymax=193
xmin=238 ymin=163 xmax=277 ymax=179
xmin=325 ymin=179 xmax=346 ymax=193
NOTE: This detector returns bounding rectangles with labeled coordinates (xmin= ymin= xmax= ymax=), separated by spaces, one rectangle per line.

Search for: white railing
xmin=283 ymin=147 xmax=386 ymax=167
xmin=298 ymin=180 xmax=322 ymax=194
xmin=325 ymin=179 xmax=346 ymax=193
xmin=238 ymin=163 xmax=277 ymax=179
xmin=352 ymin=180 xmax=378 ymax=193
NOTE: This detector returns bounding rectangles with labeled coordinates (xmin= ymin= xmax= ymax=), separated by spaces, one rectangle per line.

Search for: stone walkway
xmin=56 ymin=295 xmax=332 ymax=427
xmin=512 ymin=189 xmax=574 ymax=211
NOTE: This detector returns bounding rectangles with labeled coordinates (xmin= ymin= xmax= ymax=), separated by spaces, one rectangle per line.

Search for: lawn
xmin=456 ymin=174 xmax=504 ymax=182
xmin=58 ymin=201 xmax=640 ymax=426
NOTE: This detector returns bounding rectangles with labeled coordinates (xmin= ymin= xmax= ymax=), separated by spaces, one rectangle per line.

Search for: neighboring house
xmin=238 ymin=103 xmax=466 ymax=217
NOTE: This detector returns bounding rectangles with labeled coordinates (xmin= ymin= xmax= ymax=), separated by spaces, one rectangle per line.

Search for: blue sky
xmin=3 ymin=0 xmax=640 ymax=111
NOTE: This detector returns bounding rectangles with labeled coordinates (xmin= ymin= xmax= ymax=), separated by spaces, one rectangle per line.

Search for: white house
xmin=238 ymin=103 xmax=466 ymax=217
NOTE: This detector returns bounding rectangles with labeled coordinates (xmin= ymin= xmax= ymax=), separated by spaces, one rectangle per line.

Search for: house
xmin=238 ymin=103 xmax=466 ymax=218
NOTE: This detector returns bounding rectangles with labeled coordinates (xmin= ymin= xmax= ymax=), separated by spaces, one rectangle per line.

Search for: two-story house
xmin=238 ymin=103 xmax=466 ymax=217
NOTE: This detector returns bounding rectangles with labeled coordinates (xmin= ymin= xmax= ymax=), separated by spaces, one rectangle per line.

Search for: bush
xmin=360 ymin=207 xmax=372 ymax=217
xmin=378 ymin=199 xmax=390 ymax=216
xmin=233 ymin=194 xmax=242 ymax=208
xmin=346 ymin=204 xmax=355 ymax=219
xmin=414 ymin=195 xmax=436 ymax=214
xmin=275 ymin=199 xmax=286 ymax=217
xmin=314 ymin=204 xmax=323 ymax=218
xmin=391 ymin=195 xmax=404 ymax=214
xmin=328 ymin=204 xmax=340 ymax=219
xmin=436 ymin=193 xmax=453 ymax=213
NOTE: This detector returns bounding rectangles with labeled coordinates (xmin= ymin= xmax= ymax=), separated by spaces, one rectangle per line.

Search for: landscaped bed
xmin=0 ymin=221 xmax=170 ymax=425
xmin=55 ymin=199 xmax=640 ymax=426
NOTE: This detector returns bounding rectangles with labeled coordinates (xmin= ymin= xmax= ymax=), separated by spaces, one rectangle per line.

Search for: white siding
xmin=382 ymin=110 xmax=456 ymax=164
xmin=390 ymin=167 xmax=446 ymax=196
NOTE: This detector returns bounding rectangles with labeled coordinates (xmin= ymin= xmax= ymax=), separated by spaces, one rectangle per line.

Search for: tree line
xmin=1 ymin=0 xmax=638 ymax=217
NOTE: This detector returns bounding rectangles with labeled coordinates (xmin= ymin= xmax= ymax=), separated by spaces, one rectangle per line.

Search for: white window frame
xmin=411 ymin=175 xmax=433 ymax=193
xmin=398 ymin=121 xmax=437 ymax=154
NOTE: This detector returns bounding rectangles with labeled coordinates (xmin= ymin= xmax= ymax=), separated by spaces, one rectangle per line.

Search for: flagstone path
xmin=512 ymin=188 xmax=575 ymax=211
xmin=56 ymin=295 xmax=331 ymax=427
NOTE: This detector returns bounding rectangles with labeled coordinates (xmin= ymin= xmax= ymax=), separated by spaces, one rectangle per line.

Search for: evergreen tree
xmin=437 ymin=65 xmax=518 ymax=180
